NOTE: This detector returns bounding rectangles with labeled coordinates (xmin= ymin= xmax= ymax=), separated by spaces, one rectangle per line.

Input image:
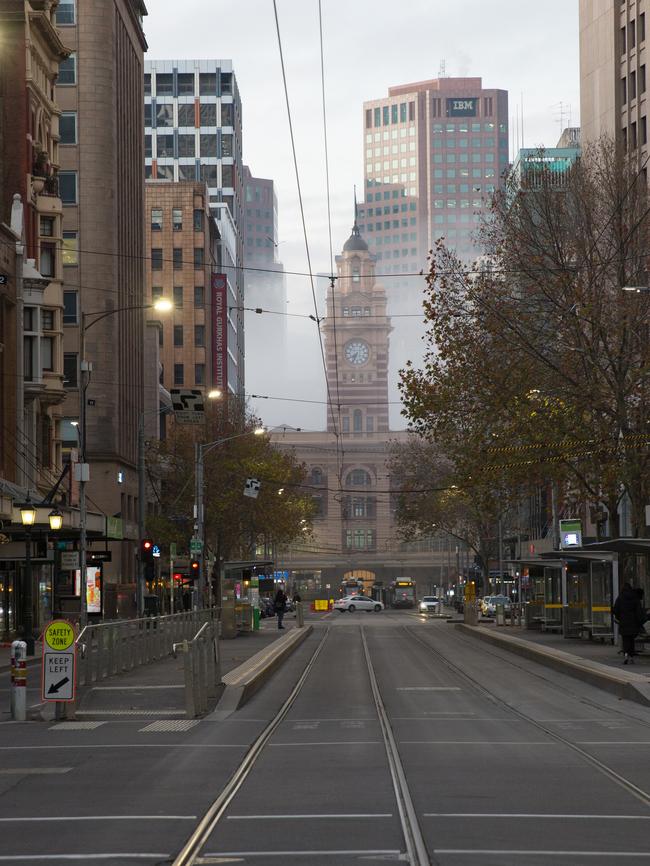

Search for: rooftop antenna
xmin=438 ymin=58 xmax=446 ymax=78
xmin=354 ymin=184 xmax=358 ymax=226
xmin=552 ymin=101 xmax=570 ymax=130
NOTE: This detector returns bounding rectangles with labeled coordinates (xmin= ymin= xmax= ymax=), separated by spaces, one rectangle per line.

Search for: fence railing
xmin=173 ymin=619 xmax=220 ymax=717
xmin=75 ymin=609 xmax=217 ymax=688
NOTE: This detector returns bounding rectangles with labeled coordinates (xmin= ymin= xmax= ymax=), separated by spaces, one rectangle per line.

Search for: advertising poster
xmin=74 ymin=567 xmax=103 ymax=614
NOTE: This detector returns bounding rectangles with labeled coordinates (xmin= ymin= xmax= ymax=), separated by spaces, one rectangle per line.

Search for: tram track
xmin=170 ymin=624 xmax=432 ymax=865
xmin=404 ymin=625 xmax=650 ymax=811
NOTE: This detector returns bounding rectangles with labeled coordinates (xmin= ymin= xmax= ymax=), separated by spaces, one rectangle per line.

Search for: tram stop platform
xmin=459 ymin=619 xmax=650 ymax=707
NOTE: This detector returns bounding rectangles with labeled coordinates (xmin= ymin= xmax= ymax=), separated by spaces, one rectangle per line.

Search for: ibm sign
xmin=446 ymin=97 xmax=477 ymax=117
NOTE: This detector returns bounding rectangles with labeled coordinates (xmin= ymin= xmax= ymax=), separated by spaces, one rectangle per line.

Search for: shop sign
xmin=447 ymin=97 xmax=477 ymax=117
xmin=559 ymin=519 xmax=582 ymax=549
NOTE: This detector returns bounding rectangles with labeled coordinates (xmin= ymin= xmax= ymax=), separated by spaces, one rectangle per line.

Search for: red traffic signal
xmin=141 ymin=539 xmax=154 ymax=561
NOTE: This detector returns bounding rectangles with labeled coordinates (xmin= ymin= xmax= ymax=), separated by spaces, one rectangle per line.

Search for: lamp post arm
xmin=82 ymin=304 xmax=156 ymax=333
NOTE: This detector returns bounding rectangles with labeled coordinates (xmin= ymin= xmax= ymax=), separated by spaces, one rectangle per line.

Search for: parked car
xmin=333 ymin=595 xmax=384 ymax=613
xmin=480 ymin=595 xmax=512 ymax=616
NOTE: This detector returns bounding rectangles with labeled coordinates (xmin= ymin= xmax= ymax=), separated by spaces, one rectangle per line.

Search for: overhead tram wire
xmin=271 ymin=0 xmax=343 ymax=464
xmin=318 ymin=0 xmax=345 ymax=497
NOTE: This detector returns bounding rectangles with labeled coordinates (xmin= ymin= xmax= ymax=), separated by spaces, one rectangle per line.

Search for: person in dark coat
xmin=274 ymin=588 xmax=287 ymax=630
xmin=613 ymin=583 xmax=645 ymax=663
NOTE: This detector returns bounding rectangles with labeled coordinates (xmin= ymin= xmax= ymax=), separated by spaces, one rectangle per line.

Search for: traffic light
xmin=141 ymin=539 xmax=154 ymax=562
xmin=190 ymin=560 xmax=200 ymax=577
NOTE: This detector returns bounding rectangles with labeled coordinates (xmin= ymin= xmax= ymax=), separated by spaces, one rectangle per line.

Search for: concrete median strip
xmin=457 ymin=624 xmax=650 ymax=707
xmin=210 ymin=626 xmax=313 ymax=719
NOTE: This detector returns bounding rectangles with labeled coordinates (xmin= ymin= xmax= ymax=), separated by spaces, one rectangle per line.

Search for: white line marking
xmin=399 ymin=741 xmax=552 ymax=746
xmin=0 ymin=744 xmax=247 ymax=751
xmin=397 ymin=686 xmax=461 ymax=691
xmin=289 ymin=718 xmax=376 ymax=723
xmin=268 ymin=741 xmax=381 ymax=747
xmin=424 ymin=813 xmax=650 ymax=820
xmin=227 ymin=814 xmax=393 ymax=820
xmin=0 ymin=768 xmax=72 ymax=775
xmin=0 ymin=852 xmax=170 ymax=862
xmin=0 ymin=815 xmax=196 ymax=822
xmin=578 ymin=741 xmax=650 ymax=745
xmin=204 ymin=851 xmax=403 ymax=859
xmin=90 ymin=685 xmax=184 ymax=691
xmin=433 ymin=851 xmax=650 ymax=858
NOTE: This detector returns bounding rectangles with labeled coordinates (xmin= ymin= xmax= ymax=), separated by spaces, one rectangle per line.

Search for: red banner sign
xmin=211 ymin=273 xmax=227 ymax=389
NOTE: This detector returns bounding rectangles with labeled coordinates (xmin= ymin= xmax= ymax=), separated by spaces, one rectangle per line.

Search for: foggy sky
xmin=144 ymin=0 xmax=580 ymax=431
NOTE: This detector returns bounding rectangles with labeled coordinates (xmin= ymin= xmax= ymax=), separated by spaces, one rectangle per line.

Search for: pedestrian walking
xmin=274 ymin=588 xmax=287 ymax=630
xmin=613 ymin=583 xmax=645 ymax=664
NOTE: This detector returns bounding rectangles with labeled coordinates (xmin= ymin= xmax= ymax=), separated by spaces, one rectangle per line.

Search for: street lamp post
xmin=77 ymin=299 xmax=172 ymax=626
xmin=194 ymin=426 xmax=264 ymax=607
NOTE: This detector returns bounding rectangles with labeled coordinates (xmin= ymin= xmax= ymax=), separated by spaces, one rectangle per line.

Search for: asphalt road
xmin=2 ymin=610 xmax=650 ymax=864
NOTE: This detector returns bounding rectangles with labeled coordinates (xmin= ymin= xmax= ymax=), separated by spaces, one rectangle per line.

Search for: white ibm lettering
xmin=453 ymin=100 xmax=474 ymax=111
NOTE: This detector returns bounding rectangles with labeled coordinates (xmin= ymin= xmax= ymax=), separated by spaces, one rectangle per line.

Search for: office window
xmin=194 ymin=325 xmax=205 ymax=346
xmin=194 ymin=285 xmax=204 ymax=307
xmin=631 ymin=70 xmax=637 ymax=100
xmin=156 ymin=73 xmax=173 ymax=95
xmin=40 ymin=244 xmax=55 ymax=277
xmin=178 ymin=134 xmax=195 ymax=157
xmin=151 ymin=248 xmax=163 ymax=270
xmin=178 ymin=164 xmax=196 ymax=181
xmin=63 ymin=291 xmax=78 ymax=324
xmin=366 ymin=416 xmax=374 ymax=433
xmin=157 ymin=134 xmax=174 ymax=158
xmin=144 ymin=134 xmax=152 ymax=158
xmin=173 ymin=286 xmax=184 ymax=308
xmin=643 ymin=115 xmax=648 ymax=146
xmin=200 ymin=134 xmax=217 ymax=157
xmin=63 ymin=353 xmax=78 ymax=387
xmin=173 ymin=325 xmax=183 ymax=347
xmin=221 ymin=103 xmax=233 ymax=126
xmin=642 ymin=65 xmax=647 ymax=94
xmin=172 ymin=208 xmax=183 ymax=231
xmin=622 ymin=76 xmax=627 ymax=105
xmin=178 ymin=104 xmax=195 ymax=126
xmin=173 ymin=364 xmax=184 ymax=385
xmin=61 ymin=231 xmax=78 ymax=266
xmin=629 ymin=20 xmax=636 ymax=50
xmin=56 ymin=0 xmax=75 ymax=23
xmin=152 ymin=286 xmax=163 ymax=301
xmin=59 ymin=112 xmax=76 ymax=144
xmin=59 ymin=171 xmax=77 ymax=204
xmin=199 ymin=72 xmax=217 ymax=95
xmin=195 ymin=364 xmax=205 ymax=385
xmin=221 ymin=72 xmax=233 ymax=94
xmin=144 ymin=74 xmax=151 ymax=95
xmin=173 ymin=248 xmax=183 ymax=270
xmin=222 ymin=134 xmax=233 ymax=157
xmin=144 ymin=103 xmax=152 ymax=127
xmin=366 ymin=109 xmax=372 ymax=129
xmin=193 ymin=209 xmax=203 ymax=232
xmin=632 ymin=120 xmax=638 ymax=150
xmin=199 ymin=103 xmax=217 ymax=126
xmin=641 ymin=13 xmax=646 ymax=43
xmin=41 ymin=337 xmax=54 ymax=372
xmin=151 ymin=208 xmax=163 ymax=231
xmin=194 ymin=248 xmax=204 ymax=269
xmin=40 ymin=217 xmax=54 ymax=238
xmin=201 ymin=164 xmax=218 ymax=184
xmin=177 ymin=72 xmax=194 ymax=95
xmin=58 ymin=53 xmax=76 ymax=85
xmin=156 ymin=103 xmax=174 ymax=127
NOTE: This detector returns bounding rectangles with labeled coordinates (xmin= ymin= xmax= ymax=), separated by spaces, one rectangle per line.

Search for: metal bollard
xmin=11 ymin=640 xmax=27 ymax=721
xmin=296 ymin=601 xmax=304 ymax=628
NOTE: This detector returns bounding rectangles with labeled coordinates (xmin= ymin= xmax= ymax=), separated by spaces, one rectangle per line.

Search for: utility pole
xmin=498 ymin=516 xmax=504 ymax=595
xmin=11 ymin=195 xmax=26 ymax=490
xmin=76 ymin=315 xmax=91 ymax=628
xmin=137 ymin=415 xmax=146 ymax=617
xmin=195 ymin=442 xmax=205 ymax=606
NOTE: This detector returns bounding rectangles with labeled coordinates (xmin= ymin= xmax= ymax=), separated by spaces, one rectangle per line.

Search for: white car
xmin=334 ymin=595 xmax=384 ymax=613
xmin=419 ymin=596 xmax=441 ymax=613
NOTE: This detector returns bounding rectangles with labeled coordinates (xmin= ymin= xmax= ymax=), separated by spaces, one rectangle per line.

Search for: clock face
xmin=345 ymin=340 xmax=370 ymax=365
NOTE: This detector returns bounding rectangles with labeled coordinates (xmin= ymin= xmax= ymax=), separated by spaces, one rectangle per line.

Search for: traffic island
xmin=457 ymin=622 xmax=650 ymax=707
xmin=210 ymin=625 xmax=313 ymax=719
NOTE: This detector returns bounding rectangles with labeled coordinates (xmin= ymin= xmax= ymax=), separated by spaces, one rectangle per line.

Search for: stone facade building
xmin=271 ymin=223 xmax=451 ymax=598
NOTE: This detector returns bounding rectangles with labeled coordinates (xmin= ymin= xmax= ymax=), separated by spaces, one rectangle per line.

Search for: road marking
xmin=49 ymin=722 xmax=105 ymax=731
xmin=91 ymin=685 xmax=185 ymax=691
xmin=433 ymin=851 xmax=650 ymax=858
xmin=400 ymin=740 xmax=552 ymax=746
xmin=139 ymin=720 xmax=201 ymax=733
xmin=0 ymin=852 xmax=171 ymax=863
xmin=290 ymin=718 xmax=376 ymax=722
xmin=0 ymin=768 xmax=72 ymax=775
xmin=0 ymin=744 xmax=247 ymax=751
xmin=578 ymin=741 xmax=650 ymax=745
xmin=268 ymin=741 xmax=381 ymax=747
xmin=397 ymin=686 xmax=461 ymax=691
xmin=227 ymin=813 xmax=393 ymax=820
xmin=203 ymin=851 xmax=403 ymax=859
xmin=0 ymin=815 xmax=197 ymax=822
xmin=424 ymin=813 xmax=650 ymax=820
xmin=75 ymin=709 xmax=185 ymax=716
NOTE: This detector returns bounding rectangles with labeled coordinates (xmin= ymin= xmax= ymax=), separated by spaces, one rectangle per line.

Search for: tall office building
xmin=242 ymin=166 xmax=286 ymax=392
xmin=580 ymin=1 xmax=648 ymax=167
xmin=144 ymin=60 xmax=245 ymax=395
xmin=56 ymin=0 xmax=149 ymax=614
xmin=358 ymin=77 xmax=509 ymax=283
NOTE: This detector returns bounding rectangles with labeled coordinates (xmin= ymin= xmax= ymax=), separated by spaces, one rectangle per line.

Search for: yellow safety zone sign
xmin=43 ymin=620 xmax=75 ymax=651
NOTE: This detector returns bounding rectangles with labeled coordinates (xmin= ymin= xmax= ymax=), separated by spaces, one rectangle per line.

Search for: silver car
xmin=334 ymin=595 xmax=384 ymax=613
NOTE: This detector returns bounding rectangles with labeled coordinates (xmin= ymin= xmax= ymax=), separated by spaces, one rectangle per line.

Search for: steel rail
xmin=405 ymin=625 xmax=650 ymax=811
xmin=361 ymin=626 xmax=432 ymax=866
xmin=171 ymin=628 xmax=330 ymax=866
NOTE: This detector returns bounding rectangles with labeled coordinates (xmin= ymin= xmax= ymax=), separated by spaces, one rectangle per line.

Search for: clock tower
xmin=322 ymin=218 xmax=392 ymax=436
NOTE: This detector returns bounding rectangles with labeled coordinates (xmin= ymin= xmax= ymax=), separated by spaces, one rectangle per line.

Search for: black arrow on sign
xmin=47 ymin=677 xmax=70 ymax=695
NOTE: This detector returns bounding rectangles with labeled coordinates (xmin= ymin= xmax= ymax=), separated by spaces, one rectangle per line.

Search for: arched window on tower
xmin=351 ymin=256 xmax=361 ymax=283
xmin=353 ymin=409 xmax=363 ymax=432
xmin=346 ymin=468 xmax=371 ymax=487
